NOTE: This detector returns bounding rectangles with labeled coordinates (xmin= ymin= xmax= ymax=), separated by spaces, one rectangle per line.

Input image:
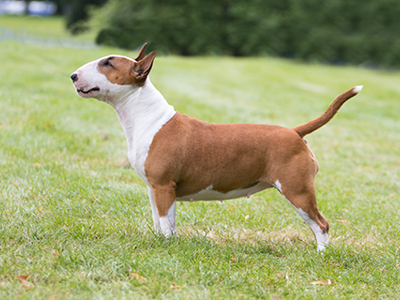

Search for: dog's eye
xmin=103 ymin=59 xmax=112 ymax=67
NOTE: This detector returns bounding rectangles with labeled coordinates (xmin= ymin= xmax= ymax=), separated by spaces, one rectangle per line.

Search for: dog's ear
xmin=134 ymin=43 xmax=147 ymax=61
xmin=132 ymin=51 xmax=156 ymax=85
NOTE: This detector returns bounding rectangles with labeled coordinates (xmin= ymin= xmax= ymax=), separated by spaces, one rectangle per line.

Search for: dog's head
xmin=70 ymin=43 xmax=155 ymax=103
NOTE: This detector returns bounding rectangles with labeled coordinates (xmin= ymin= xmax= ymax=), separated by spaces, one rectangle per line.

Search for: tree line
xmin=71 ymin=0 xmax=400 ymax=68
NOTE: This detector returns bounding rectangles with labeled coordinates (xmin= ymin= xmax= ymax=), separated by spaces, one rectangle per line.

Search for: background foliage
xmin=64 ymin=0 xmax=107 ymax=34
xmin=91 ymin=0 xmax=400 ymax=68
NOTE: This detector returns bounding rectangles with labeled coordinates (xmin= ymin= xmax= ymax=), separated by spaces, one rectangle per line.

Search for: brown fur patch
xmin=145 ymin=113 xmax=325 ymax=222
xmin=97 ymin=52 xmax=156 ymax=87
xmin=146 ymin=113 xmax=310 ymax=195
xmin=97 ymin=56 xmax=137 ymax=85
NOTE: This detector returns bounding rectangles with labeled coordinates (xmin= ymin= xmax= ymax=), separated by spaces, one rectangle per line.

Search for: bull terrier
xmin=71 ymin=44 xmax=362 ymax=251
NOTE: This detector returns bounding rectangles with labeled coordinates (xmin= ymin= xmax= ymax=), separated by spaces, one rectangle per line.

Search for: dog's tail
xmin=292 ymin=86 xmax=363 ymax=138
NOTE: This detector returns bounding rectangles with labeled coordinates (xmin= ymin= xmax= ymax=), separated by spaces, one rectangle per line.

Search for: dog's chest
xmin=128 ymin=147 xmax=149 ymax=184
xmin=120 ymin=106 xmax=176 ymax=187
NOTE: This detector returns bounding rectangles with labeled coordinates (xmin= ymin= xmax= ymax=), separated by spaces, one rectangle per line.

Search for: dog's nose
xmin=70 ymin=73 xmax=78 ymax=82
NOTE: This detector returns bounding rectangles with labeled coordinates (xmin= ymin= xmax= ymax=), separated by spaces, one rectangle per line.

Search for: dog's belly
xmin=176 ymin=181 xmax=273 ymax=201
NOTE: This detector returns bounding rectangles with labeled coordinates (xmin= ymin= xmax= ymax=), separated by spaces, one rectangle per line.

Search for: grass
xmin=0 ymin=16 xmax=400 ymax=299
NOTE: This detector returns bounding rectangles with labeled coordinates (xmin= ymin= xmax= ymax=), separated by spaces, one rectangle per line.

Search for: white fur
xmin=147 ymin=187 xmax=161 ymax=234
xmin=176 ymin=182 xmax=272 ymax=201
xmin=274 ymin=180 xmax=282 ymax=193
xmin=159 ymin=202 xmax=176 ymax=237
xmin=353 ymin=85 xmax=363 ymax=94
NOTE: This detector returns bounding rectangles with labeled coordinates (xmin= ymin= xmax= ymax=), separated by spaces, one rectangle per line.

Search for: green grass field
xmin=0 ymin=16 xmax=399 ymax=299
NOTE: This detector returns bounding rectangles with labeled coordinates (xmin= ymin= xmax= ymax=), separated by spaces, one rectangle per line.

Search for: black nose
xmin=70 ymin=73 xmax=78 ymax=82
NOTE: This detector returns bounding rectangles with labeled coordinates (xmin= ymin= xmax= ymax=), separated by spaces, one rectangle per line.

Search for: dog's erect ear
xmin=134 ymin=43 xmax=147 ymax=61
xmin=132 ymin=51 xmax=156 ymax=85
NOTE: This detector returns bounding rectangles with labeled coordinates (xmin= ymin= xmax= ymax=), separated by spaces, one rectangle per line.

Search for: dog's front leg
xmin=152 ymin=185 xmax=177 ymax=237
xmin=147 ymin=187 xmax=161 ymax=234
xmin=159 ymin=202 xmax=176 ymax=237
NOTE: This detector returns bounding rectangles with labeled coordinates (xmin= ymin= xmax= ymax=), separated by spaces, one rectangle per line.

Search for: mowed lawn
xmin=0 ymin=16 xmax=399 ymax=299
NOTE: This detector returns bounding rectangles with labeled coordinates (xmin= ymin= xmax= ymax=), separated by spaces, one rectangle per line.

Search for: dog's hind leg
xmin=274 ymin=179 xmax=329 ymax=252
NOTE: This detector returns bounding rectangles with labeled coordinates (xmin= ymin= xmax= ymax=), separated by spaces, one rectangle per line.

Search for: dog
xmin=71 ymin=43 xmax=362 ymax=251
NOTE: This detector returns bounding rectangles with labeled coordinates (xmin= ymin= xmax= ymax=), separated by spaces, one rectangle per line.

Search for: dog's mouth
xmin=77 ymin=87 xmax=100 ymax=94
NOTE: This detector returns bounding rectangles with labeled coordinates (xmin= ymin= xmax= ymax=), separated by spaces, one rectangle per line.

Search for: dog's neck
xmin=111 ymin=78 xmax=176 ymax=183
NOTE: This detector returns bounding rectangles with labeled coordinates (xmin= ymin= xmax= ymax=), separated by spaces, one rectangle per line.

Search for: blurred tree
xmin=23 ymin=0 xmax=31 ymax=15
xmin=89 ymin=0 xmax=400 ymax=68
xmin=50 ymin=0 xmax=67 ymax=15
xmin=65 ymin=0 xmax=108 ymax=34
